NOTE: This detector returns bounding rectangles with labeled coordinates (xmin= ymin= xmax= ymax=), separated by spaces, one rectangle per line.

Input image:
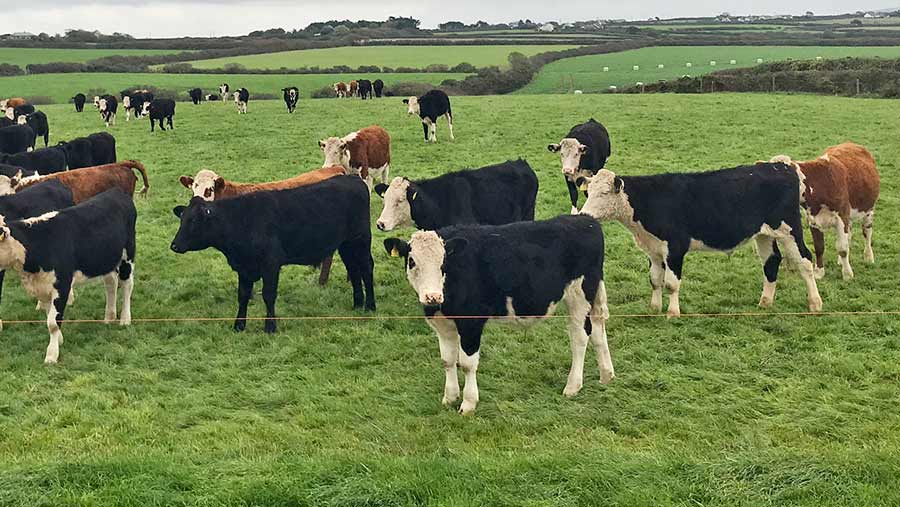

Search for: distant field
xmin=0 ymin=72 xmax=467 ymax=104
xmin=0 ymin=48 xmax=188 ymax=67
xmin=520 ymin=45 xmax=900 ymax=94
xmin=180 ymin=45 xmax=580 ymax=70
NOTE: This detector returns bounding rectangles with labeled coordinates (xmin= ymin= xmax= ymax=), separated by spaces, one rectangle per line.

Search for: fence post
xmin=856 ymin=79 xmax=861 ymax=96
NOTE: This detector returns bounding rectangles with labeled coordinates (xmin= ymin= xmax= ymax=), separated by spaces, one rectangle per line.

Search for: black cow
xmin=0 ymin=188 xmax=136 ymax=363
xmin=403 ymin=89 xmax=453 ymax=142
xmin=579 ymin=164 xmax=823 ymax=317
xmin=58 ymin=132 xmax=116 ymax=169
xmin=282 ymin=87 xmax=299 ymax=113
xmin=143 ymin=99 xmax=176 ymax=132
xmin=0 ymin=145 xmax=67 ymax=174
xmin=18 ymin=111 xmax=49 ymax=148
xmin=383 ymin=214 xmax=613 ymax=414
xmin=548 ymin=119 xmax=611 ymax=213
xmin=73 ymin=93 xmax=86 ymax=113
xmin=204 ymin=94 xmax=220 ymax=102
xmin=357 ymin=79 xmax=373 ymax=99
xmin=373 ymin=79 xmax=384 ymax=98
xmin=0 ymin=163 xmax=37 ymax=180
xmin=374 ymin=159 xmax=537 ymax=232
xmin=188 ymin=88 xmax=203 ymax=105
xmin=98 ymin=95 xmax=117 ymax=127
xmin=171 ymin=176 xmax=376 ymax=333
xmin=0 ymin=125 xmax=34 ymax=155
xmin=12 ymin=104 xmax=34 ymax=121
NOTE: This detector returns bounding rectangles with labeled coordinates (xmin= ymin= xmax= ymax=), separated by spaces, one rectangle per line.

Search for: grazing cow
xmin=770 ymin=143 xmax=880 ymax=280
xmin=219 ymin=83 xmax=230 ymax=102
xmin=0 ymin=145 xmax=67 ymax=175
xmin=17 ymin=111 xmax=49 ymax=148
xmin=15 ymin=160 xmax=150 ymax=202
xmin=170 ymin=176 xmax=376 ymax=333
xmin=348 ymin=80 xmax=359 ymax=98
xmin=373 ymin=79 xmax=384 ymax=98
xmin=579 ymin=164 xmax=822 ymax=316
xmin=98 ymin=96 xmax=117 ymax=127
xmin=189 ymin=88 xmax=203 ymax=105
xmin=548 ymin=119 xmax=612 ymax=213
xmin=383 ymin=214 xmax=613 ymax=414
xmin=375 ymin=159 xmax=537 ymax=232
xmin=357 ymin=79 xmax=373 ymax=99
xmin=334 ymin=82 xmax=348 ymax=98
xmin=319 ymin=125 xmax=391 ymax=187
xmin=404 ymin=90 xmax=454 ymax=143
xmin=205 ymin=94 xmax=220 ymax=102
xmin=233 ymin=88 xmax=249 ymax=114
xmin=1 ymin=98 xmax=26 ymax=110
xmin=73 ymin=93 xmax=86 ymax=112
xmin=178 ymin=165 xmax=345 ymax=286
xmin=282 ymin=87 xmax=299 ymax=113
xmin=0 ymin=125 xmax=34 ymax=155
xmin=0 ymin=188 xmax=136 ymax=363
xmin=142 ymin=99 xmax=176 ymax=132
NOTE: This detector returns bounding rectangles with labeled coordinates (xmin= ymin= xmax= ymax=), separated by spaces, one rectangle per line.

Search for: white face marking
xmin=405 ymin=96 xmax=420 ymax=115
xmin=16 ymin=115 xmax=26 ymax=125
xmin=0 ymin=100 xmax=6 ymax=109
xmin=376 ymin=177 xmax=412 ymax=231
xmin=0 ymin=176 xmax=16 ymax=196
xmin=188 ymin=169 xmax=221 ymax=200
xmin=98 ymin=98 xmax=108 ymax=112
xmin=93 ymin=96 xmax=100 ymax=107
xmin=320 ymin=136 xmax=351 ymax=169
xmin=5 ymin=108 xmax=13 ymax=120
xmin=22 ymin=211 xmax=58 ymax=225
xmin=123 ymin=96 xmax=131 ymax=108
xmin=406 ymin=231 xmax=446 ymax=306
xmin=141 ymin=102 xmax=150 ymax=115
xmin=581 ymin=169 xmax=628 ymax=221
xmin=554 ymin=138 xmax=587 ymax=175
xmin=219 ymin=85 xmax=227 ymax=95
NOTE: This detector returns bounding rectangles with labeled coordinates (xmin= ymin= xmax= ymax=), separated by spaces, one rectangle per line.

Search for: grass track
xmin=0 ymin=48 xmax=187 ymax=67
xmin=0 ymin=93 xmax=898 ymax=505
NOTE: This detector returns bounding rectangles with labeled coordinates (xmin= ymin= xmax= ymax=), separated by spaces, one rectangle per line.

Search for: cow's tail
xmin=124 ymin=160 xmax=150 ymax=197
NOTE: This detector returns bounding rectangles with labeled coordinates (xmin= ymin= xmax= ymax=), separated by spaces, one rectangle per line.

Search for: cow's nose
xmin=376 ymin=221 xmax=386 ymax=231
xmin=423 ymin=293 xmax=444 ymax=305
xmin=170 ymin=242 xmax=182 ymax=253
xmin=563 ymin=167 xmax=577 ymax=175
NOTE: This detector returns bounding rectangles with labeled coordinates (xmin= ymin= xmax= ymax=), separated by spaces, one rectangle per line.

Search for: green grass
xmin=0 ymin=72 xmax=468 ymax=104
xmin=179 ymin=45 xmax=579 ymax=70
xmin=1 ymin=92 xmax=899 ymax=505
xmin=0 ymin=48 xmax=188 ymax=67
xmin=520 ymin=45 xmax=900 ymax=93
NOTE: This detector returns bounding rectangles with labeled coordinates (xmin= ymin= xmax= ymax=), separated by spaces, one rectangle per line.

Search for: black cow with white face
xmin=233 ymin=88 xmax=249 ymax=114
xmin=0 ymin=188 xmax=136 ymax=363
xmin=98 ymin=95 xmax=117 ymax=127
xmin=373 ymin=79 xmax=384 ymax=98
xmin=17 ymin=111 xmax=49 ymax=148
xmin=73 ymin=93 xmax=86 ymax=113
xmin=403 ymin=89 xmax=453 ymax=142
xmin=548 ymin=119 xmax=611 ymax=213
xmin=0 ymin=125 xmax=34 ymax=155
xmin=357 ymin=79 xmax=373 ymax=99
xmin=579 ymin=164 xmax=822 ymax=317
xmin=188 ymin=88 xmax=203 ymax=105
xmin=282 ymin=87 xmax=299 ymax=113
xmin=142 ymin=99 xmax=176 ymax=132
xmin=0 ymin=145 xmax=66 ymax=174
xmin=374 ymin=159 xmax=538 ymax=232
xmin=171 ymin=176 xmax=376 ymax=333
xmin=383 ymin=214 xmax=613 ymax=414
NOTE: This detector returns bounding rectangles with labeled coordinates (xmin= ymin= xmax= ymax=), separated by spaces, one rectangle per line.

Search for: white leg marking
xmin=755 ymin=236 xmax=777 ymax=308
xmin=563 ymin=277 xmax=590 ymax=397
xmin=835 ymin=218 xmax=853 ymax=280
xmin=774 ymin=227 xmax=822 ymax=312
xmin=446 ymin=113 xmax=455 ymax=140
xmin=862 ymin=210 xmax=875 ymax=263
xmin=590 ymin=281 xmax=615 ymax=384
xmin=119 ymin=262 xmax=134 ymax=326
xmin=427 ymin=314 xmax=460 ymax=406
xmin=649 ymin=256 xmax=665 ymax=312
xmin=665 ymin=268 xmax=681 ymax=317
xmin=103 ymin=273 xmax=118 ymax=323
xmin=458 ymin=349 xmax=480 ymax=415
xmin=45 ymin=292 xmax=62 ymax=364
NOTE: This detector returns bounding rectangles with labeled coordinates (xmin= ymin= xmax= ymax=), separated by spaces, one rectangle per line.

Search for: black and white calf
xmin=204 ymin=94 xmax=220 ymax=102
xmin=384 ymin=215 xmax=613 ymax=414
xmin=0 ymin=125 xmax=34 ymax=155
xmin=73 ymin=93 xmax=86 ymax=113
xmin=98 ymin=96 xmax=117 ymax=127
xmin=375 ymin=159 xmax=537 ymax=231
xmin=17 ymin=111 xmax=49 ymax=148
xmin=282 ymin=87 xmax=299 ymax=113
xmin=189 ymin=88 xmax=203 ymax=105
xmin=403 ymin=89 xmax=453 ymax=142
xmin=233 ymin=88 xmax=249 ymax=114
xmin=548 ymin=119 xmax=611 ymax=213
xmin=219 ymin=83 xmax=230 ymax=102
xmin=579 ymin=164 xmax=823 ymax=316
xmin=0 ymin=188 xmax=136 ymax=363
xmin=142 ymin=99 xmax=176 ymax=132
xmin=171 ymin=176 xmax=376 ymax=333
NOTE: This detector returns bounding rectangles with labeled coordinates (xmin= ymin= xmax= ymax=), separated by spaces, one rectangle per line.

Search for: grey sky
xmin=10 ymin=1 xmax=900 ymax=38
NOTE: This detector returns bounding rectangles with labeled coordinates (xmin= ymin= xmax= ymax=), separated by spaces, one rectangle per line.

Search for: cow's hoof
xmin=841 ymin=269 xmax=854 ymax=281
xmin=119 ymin=315 xmax=131 ymax=327
xmin=44 ymin=355 xmax=58 ymax=365
xmin=808 ymin=297 xmax=823 ymax=313
xmin=264 ymin=322 xmax=277 ymax=334
xmin=563 ymin=383 xmax=582 ymax=398
xmin=814 ymin=267 xmax=825 ymax=280
xmin=233 ymin=321 xmax=246 ymax=332
xmin=442 ymin=393 xmax=459 ymax=406
xmin=666 ymin=309 xmax=681 ymax=319
xmin=458 ymin=401 xmax=477 ymax=415
xmin=600 ymin=371 xmax=616 ymax=385
xmin=758 ymin=296 xmax=773 ymax=308
xmin=865 ymin=251 xmax=875 ymax=264
xmin=650 ymin=300 xmax=663 ymax=313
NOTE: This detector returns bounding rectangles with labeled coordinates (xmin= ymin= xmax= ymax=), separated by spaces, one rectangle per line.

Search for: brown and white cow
xmin=1 ymin=98 xmax=26 ymax=110
xmin=319 ymin=125 xmax=391 ymax=189
xmin=13 ymin=160 xmax=150 ymax=202
xmin=770 ymin=142 xmax=880 ymax=280
xmin=348 ymin=80 xmax=359 ymax=98
xmin=334 ymin=82 xmax=348 ymax=98
xmin=178 ymin=165 xmax=346 ymax=285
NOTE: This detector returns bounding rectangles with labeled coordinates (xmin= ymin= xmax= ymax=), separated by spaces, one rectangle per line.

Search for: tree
xmin=438 ymin=21 xmax=467 ymax=31
xmin=850 ymin=19 xmax=863 ymax=26
xmin=805 ymin=11 xmax=814 ymax=17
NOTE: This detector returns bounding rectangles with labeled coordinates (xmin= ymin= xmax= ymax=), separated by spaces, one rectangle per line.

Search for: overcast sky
xmin=11 ymin=1 xmax=900 ymax=38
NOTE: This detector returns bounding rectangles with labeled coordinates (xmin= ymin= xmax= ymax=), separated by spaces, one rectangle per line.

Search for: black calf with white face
xmin=403 ymin=89 xmax=453 ymax=142
xmin=282 ymin=87 xmax=299 ymax=113
xmin=548 ymin=118 xmax=611 ymax=212
xmin=144 ymin=99 xmax=176 ymax=132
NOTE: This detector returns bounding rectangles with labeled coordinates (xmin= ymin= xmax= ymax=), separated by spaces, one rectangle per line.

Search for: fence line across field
xmin=2 ymin=310 xmax=899 ymax=326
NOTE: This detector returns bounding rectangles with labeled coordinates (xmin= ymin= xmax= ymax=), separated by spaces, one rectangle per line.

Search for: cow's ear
xmin=383 ymin=238 xmax=409 ymax=258
xmin=213 ymin=177 xmax=225 ymax=192
xmin=179 ymin=176 xmax=194 ymax=189
xmin=547 ymin=144 xmax=561 ymax=153
xmin=10 ymin=169 xmax=21 ymax=188
xmin=318 ymin=140 xmax=326 ymax=149
xmin=613 ymin=176 xmax=623 ymax=194
xmin=374 ymin=183 xmax=388 ymax=197
xmin=173 ymin=205 xmax=186 ymax=218
xmin=444 ymin=237 xmax=468 ymax=257
xmin=402 ymin=99 xmax=409 ymax=104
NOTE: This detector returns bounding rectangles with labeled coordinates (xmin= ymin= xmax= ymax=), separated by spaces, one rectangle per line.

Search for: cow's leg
xmin=318 ymin=254 xmax=334 ymax=286
xmin=563 ymin=279 xmax=591 ymax=397
xmin=45 ymin=278 xmax=71 ymax=364
xmin=150 ymin=119 xmax=155 ymax=132
xmin=430 ymin=121 xmax=437 ymax=143
xmin=664 ymin=248 xmax=686 ymax=318
xmin=776 ymin=223 xmax=822 ymax=312
xmin=648 ymin=255 xmax=665 ymax=312
xmin=809 ymin=225 xmax=826 ymax=279
xmin=566 ymin=178 xmax=579 ymax=214
xmin=119 ymin=260 xmax=134 ymax=326
xmin=755 ymin=236 xmax=781 ymax=308
xmin=362 ymin=251 xmax=376 ymax=312
xmin=427 ymin=315 xmax=460 ymax=406
xmin=234 ymin=272 xmax=254 ymax=332
xmin=862 ymin=210 xmax=875 ymax=263
xmin=0 ymin=269 xmax=5 ymax=332
xmin=456 ymin=318 xmax=486 ymax=415
xmin=588 ymin=280 xmax=614 ymax=384
xmin=421 ymin=120 xmax=429 ymax=142
xmin=169 ymin=116 xmax=174 ymax=129
xmin=103 ymin=273 xmax=119 ymax=323
xmin=835 ymin=215 xmax=853 ymax=280
xmin=338 ymin=243 xmax=365 ymax=309
xmin=446 ymin=113 xmax=455 ymax=140
xmin=261 ymin=267 xmax=281 ymax=333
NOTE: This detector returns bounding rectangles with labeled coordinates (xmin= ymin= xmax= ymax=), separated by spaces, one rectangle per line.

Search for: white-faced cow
xmin=204 ymin=94 xmax=220 ymax=102
xmin=17 ymin=111 xmax=49 ymax=148
xmin=320 ymin=125 xmax=391 ymax=188
xmin=218 ymin=84 xmax=230 ymax=102
xmin=142 ymin=99 xmax=176 ymax=132
xmin=548 ymin=119 xmax=611 ymax=213
xmin=404 ymin=90 xmax=453 ymax=143
xmin=188 ymin=88 xmax=203 ymax=105
xmin=579 ymin=164 xmax=822 ymax=317
xmin=383 ymin=214 xmax=613 ymax=414
xmin=98 ymin=96 xmax=117 ymax=127
xmin=282 ymin=87 xmax=299 ymax=113
xmin=233 ymin=88 xmax=249 ymax=114
xmin=375 ymin=159 xmax=538 ymax=232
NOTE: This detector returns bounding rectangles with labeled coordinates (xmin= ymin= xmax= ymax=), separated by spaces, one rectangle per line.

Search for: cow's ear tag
xmin=390 ymin=247 xmax=400 ymax=257
xmin=411 ymin=192 xmax=417 ymax=201
xmin=579 ymin=182 xmax=588 ymax=191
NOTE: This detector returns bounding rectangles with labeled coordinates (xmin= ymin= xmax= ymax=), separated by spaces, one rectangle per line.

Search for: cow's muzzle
xmin=422 ymin=292 xmax=444 ymax=306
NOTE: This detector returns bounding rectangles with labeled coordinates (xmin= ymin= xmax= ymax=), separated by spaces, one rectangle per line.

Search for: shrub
xmin=25 ymin=96 xmax=54 ymax=105
xmin=162 ymin=63 xmax=195 ymax=73
xmin=425 ymin=63 xmax=450 ymax=72
xmin=450 ymin=62 xmax=476 ymax=73
xmin=311 ymin=86 xmax=336 ymax=99
xmin=0 ymin=63 xmax=24 ymax=76
xmin=386 ymin=82 xmax=436 ymax=98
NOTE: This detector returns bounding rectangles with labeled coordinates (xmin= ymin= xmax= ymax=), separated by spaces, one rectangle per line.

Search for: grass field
xmin=520 ymin=45 xmax=900 ymax=93
xmin=178 ymin=45 xmax=579 ymax=70
xmin=0 ymin=92 xmax=899 ymax=505
xmin=0 ymin=72 xmax=468 ymax=104
xmin=0 ymin=48 xmax=188 ymax=67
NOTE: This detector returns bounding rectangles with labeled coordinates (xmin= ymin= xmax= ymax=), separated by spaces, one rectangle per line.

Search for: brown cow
xmin=14 ymin=160 xmax=150 ymax=203
xmin=179 ymin=165 xmax=345 ymax=285
xmin=348 ymin=80 xmax=359 ymax=98
xmin=333 ymin=82 xmax=348 ymax=98
xmin=0 ymin=98 xmax=26 ymax=110
xmin=319 ymin=125 xmax=391 ymax=188
xmin=770 ymin=142 xmax=880 ymax=280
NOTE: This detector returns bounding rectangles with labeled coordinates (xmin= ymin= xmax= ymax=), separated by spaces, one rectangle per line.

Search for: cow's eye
xmin=408 ymin=257 xmax=416 ymax=269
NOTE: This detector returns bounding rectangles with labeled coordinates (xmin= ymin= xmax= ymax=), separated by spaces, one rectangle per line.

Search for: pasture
xmin=179 ymin=45 xmax=579 ymax=70
xmin=0 ymin=92 xmax=899 ymax=505
xmin=0 ymin=48 xmax=187 ymax=67
xmin=520 ymin=45 xmax=900 ymax=93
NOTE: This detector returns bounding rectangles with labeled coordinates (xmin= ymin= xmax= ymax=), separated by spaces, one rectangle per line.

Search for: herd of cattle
xmin=0 ymin=89 xmax=882 ymax=415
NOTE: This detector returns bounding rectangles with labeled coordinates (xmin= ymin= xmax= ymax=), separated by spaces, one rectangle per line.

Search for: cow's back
xmin=467 ymin=160 xmax=538 ymax=224
xmin=0 ymin=180 xmax=73 ymax=219
xmin=824 ymin=143 xmax=879 ymax=212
